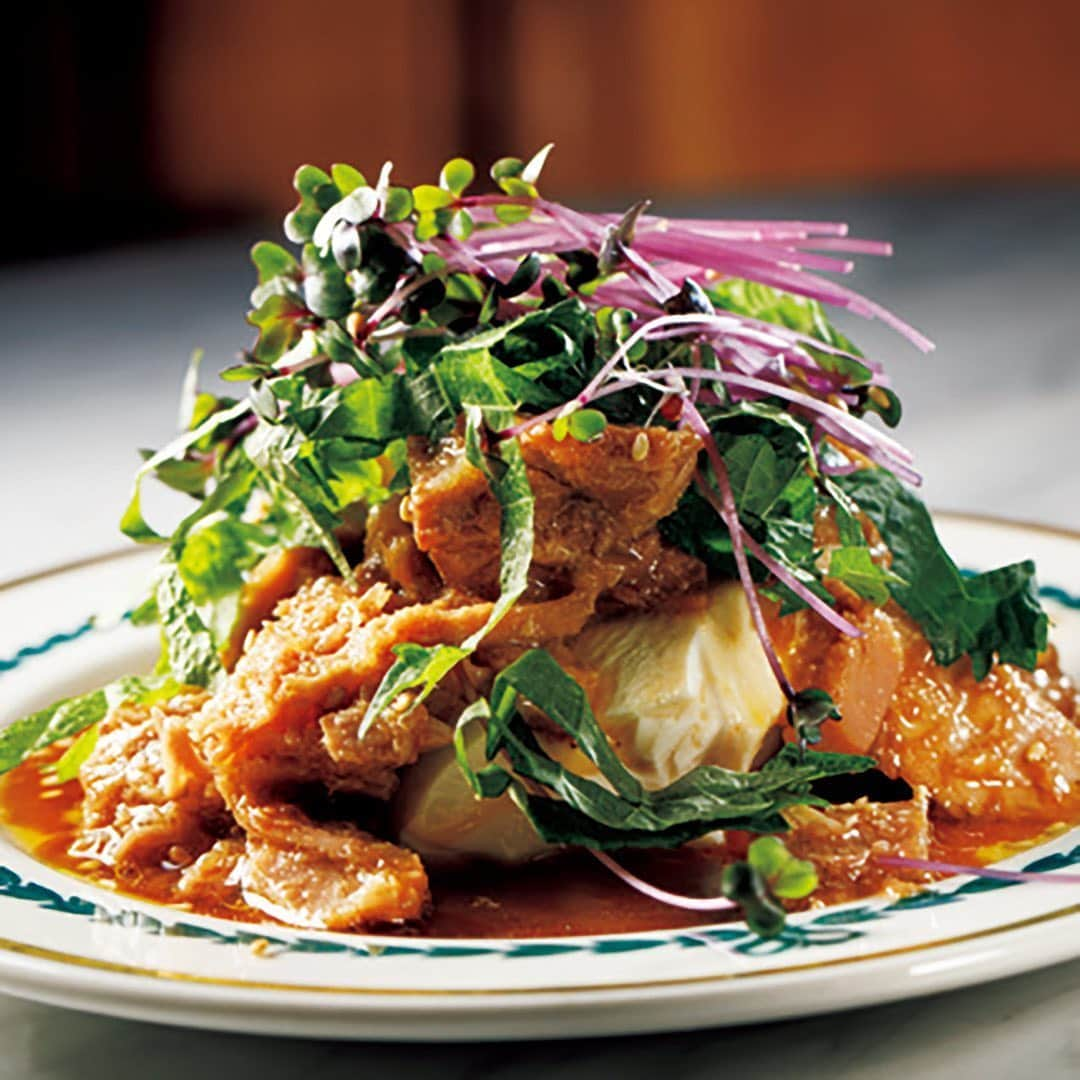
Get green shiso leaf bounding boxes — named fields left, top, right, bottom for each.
left=838, top=469, right=1048, bottom=678
left=361, top=407, right=536, bottom=733
left=453, top=648, right=873, bottom=849
left=659, top=402, right=827, bottom=613
left=12, top=147, right=1044, bottom=899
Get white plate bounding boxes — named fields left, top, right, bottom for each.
left=1, top=514, right=1080, bottom=1041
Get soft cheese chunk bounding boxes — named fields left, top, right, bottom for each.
left=573, top=583, right=785, bottom=787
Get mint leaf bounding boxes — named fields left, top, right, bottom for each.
left=120, top=400, right=249, bottom=542
left=53, top=724, right=101, bottom=783
left=0, top=675, right=177, bottom=777
left=0, top=691, right=108, bottom=777
left=155, top=553, right=223, bottom=688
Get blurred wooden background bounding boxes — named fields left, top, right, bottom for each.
left=9, top=0, right=1080, bottom=258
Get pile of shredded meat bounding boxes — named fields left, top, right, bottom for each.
left=71, top=422, right=1080, bottom=928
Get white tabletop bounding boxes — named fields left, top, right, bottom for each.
left=1, top=188, right=1079, bottom=1074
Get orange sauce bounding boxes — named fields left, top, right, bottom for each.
left=0, top=746, right=742, bottom=937
left=0, top=745, right=1068, bottom=939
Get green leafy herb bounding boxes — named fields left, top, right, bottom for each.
left=838, top=469, right=1048, bottom=677
left=453, top=649, right=874, bottom=848
left=0, top=691, right=109, bottom=778
left=7, top=147, right=1021, bottom=911
left=718, top=835, right=817, bottom=937
left=439, top=157, right=475, bottom=197
left=745, top=835, right=818, bottom=899
left=552, top=407, right=608, bottom=443
left=827, top=545, right=905, bottom=605
left=120, top=400, right=249, bottom=542
left=154, top=553, right=224, bottom=688
left=52, top=724, right=101, bottom=783
left=361, top=408, right=536, bottom=732
left=661, top=402, right=827, bottom=613
left=0, top=675, right=177, bottom=778
left=787, top=688, right=841, bottom=746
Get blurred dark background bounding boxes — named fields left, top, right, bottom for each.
left=4, top=0, right=1080, bottom=578
left=9, top=0, right=1080, bottom=261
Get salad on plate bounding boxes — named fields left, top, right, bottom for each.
left=1, top=147, right=1076, bottom=941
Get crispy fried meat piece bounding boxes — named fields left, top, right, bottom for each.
left=193, top=578, right=482, bottom=801
left=190, top=576, right=491, bottom=926
left=183, top=417, right=713, bottom=930
left=776, top=600, right=1080, bottom=821
left=784, top=788, right=932, bottom=902
left=405, top=422, right=705, bottom=620
left=224, top=546, right=334, bottom=668
left=238, top=807, right=429, bottom=930
left=362, top=493, right=442, bottom=604
left=72, top=691, right=229, bottom=872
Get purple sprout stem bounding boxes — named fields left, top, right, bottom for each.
left=665, top=367, right=917, bottom=468
left=679, top=398, right=798, bottom=698
left=590, top=851, right=738, bottom=913
left=739, top=531, right=862, bottom=638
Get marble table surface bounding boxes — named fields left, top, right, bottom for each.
left=1, top=186, right=1079, bottom=1075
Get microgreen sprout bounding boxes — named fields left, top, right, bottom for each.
left=590, top=836, right=818, bottom=939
